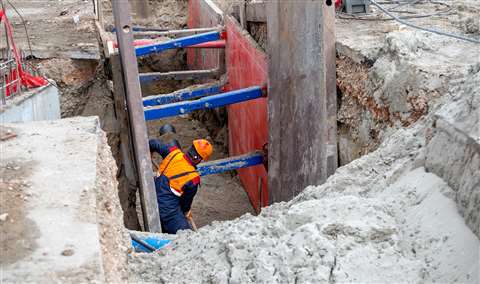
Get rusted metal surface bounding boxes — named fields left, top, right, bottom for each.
left=110, top=54, right=140, bottom=230
left=323, top=2, right=339, bottom=176
left=267, top=1, right=336, bottom=203
left=112, top=0, right=161, bottom=232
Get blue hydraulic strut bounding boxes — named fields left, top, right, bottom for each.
left=144, top=86, right=264, bottom=121
left=130, top=231, right=171, bottom=253
left=143, top=84, right=222, bottom=107
left=135, top=31, right=221, bottom=57
left=197, top=151, right=264, bottom=176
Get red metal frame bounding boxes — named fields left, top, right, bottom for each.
left=225, top=17, right=268, bottom=211
left=187, top=1, right=268, bottom=212
left=0, top=9, right=47, bottom=95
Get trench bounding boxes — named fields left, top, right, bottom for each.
left=33, top=33, right=379, bottom=236
left=38, top=56, right=256, bottom=231
left=40, top=1, right=380, bottom=232
left=33, top=0, right=393, bottom=233
left=139, top=57, right=256, bottom=228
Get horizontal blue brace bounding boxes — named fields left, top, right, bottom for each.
left=143, top=84, right=221, bottom=107
left=130, top=231, right=172, bottom=253
left=197, top=151, right=264, bottom=176
left=135, top=31, right=221, bottom=57
left=144, top=86, right=263, bottom=121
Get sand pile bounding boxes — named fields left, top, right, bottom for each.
left=128, top=70, right=479, bottom=283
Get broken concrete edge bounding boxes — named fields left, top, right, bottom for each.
left=0, top=83, right=60, bottom=124
left=30, top=50, right=101, bottom=61
left=93, top=117, right=131, bottom=283
left=424, top=73, right=480, bottom=238
left=0, top=117, right=130, bottom=283
left=0, top=81, right=55, bottom=112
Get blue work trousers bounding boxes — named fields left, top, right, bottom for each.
left=154, top=175, right=192, bottom=234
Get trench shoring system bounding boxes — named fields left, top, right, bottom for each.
left=109, top=0, right=336, bottom=250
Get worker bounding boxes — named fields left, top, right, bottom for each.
left=149, top=138, right=213, bottom=234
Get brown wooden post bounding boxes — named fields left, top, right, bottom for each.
left=267, top=1, right=337, bottom=203
left=112, top=0, right=161, bottom=232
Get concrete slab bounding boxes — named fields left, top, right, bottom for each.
left=0, top=84, right=60, bottom=123
left=0, top=117, right=129, bottom=283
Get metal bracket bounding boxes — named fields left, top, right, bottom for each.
left=112, top=0, right=161, bottom=232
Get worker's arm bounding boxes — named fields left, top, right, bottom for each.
left=148, top=139, right=171, bottom=158
left=179, top=177, right=200, bottom=213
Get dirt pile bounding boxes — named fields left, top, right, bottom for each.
left=335, top=0, right=480, bottom=165
left=128, top=63, right=480, bottom=284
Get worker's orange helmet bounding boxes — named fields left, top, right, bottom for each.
left=192, top=139, right=213, bottom=161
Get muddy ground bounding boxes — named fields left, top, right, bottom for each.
left=0, top=159, right=39, bottom=266
left=4, top=0, right=99, bottom=59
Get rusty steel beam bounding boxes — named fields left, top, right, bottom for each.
left=245, top=2, right=266, bottom=22
left=324, top=1, right=338, bottom=176
left=112, top=0, right=161, bottom=232
left=267, top=1, right=337, bottom=203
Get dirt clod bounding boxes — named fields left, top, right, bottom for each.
left=61, top=249, right=75, bottom=256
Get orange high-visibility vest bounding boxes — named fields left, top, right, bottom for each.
left=157, top=149, right=199, bottom=196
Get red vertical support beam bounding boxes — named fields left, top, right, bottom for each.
left=267, top=1, right=337, bottom=203
left=112, top=0, right=161, bottom=232
left=225, top=16, right=268, bottom=212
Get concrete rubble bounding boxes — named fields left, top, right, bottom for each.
left=129, top=68, right=479, bottom=283
left=128, top=2, right=479, bottom=280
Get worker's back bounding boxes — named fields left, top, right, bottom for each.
left=158, top=148, right=199, bottom=195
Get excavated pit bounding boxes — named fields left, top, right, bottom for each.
left=127, top=1, right=479, bottom=283
left=16, top=0, right=478, bottom=282
left=139, top=52, right=256, bottom=228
